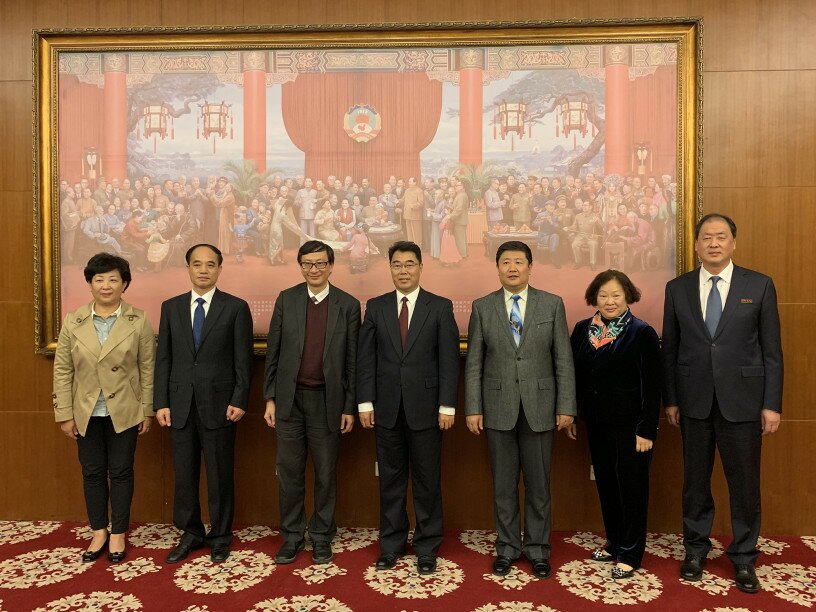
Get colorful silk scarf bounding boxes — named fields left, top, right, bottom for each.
left=587, top=308, right=632, bottom=349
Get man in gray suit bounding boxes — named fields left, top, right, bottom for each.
left=465, top=240, right=576, bottom=579
left=264, top=240, right=361, bottom=565
left=663, top=213, right=783, bottom=593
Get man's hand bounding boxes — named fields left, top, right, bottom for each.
left=635, top=435, right=653, bottom=452
left=556, top=414, right=574, bottom=431
left=340, top=414, right=354, bottom=434
left=565, top=423, right=577, bottom=440
left=665, top=405, right=680, bottom=427
left=359, top=411, right=375, bottom=428
left=59, top=419, right=78, bottom=440
left=226, top=405, right=245, bottom=422
left=439, top=414, right=454, bottom=430
left=155, top=408, right=171, bottom=427
left=761, top=408, right=781, bottom=435
left=466, top=415, right=483, bottom=435
left=138, top=417, right=152, bottom=435
left=264, top=399, right=276, bottom=428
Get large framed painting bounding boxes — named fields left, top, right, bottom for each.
left=34, top=19, right=702, bottom=353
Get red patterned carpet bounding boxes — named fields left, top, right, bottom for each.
left=0, top=522, right=814, bottom=611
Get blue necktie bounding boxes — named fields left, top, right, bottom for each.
left=510, top=295, right=523, bottom=347
left=705, top=276, right=722, bottom=337
left=193, top=297, right=205, bottom=351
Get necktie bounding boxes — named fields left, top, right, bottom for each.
left=705, top=276, right=722, bottom=337
left=399, top=296, right=409, bottom=350
left=193, top=297, right=205, bottom=351
left=510, top=295, right=523, bottom=347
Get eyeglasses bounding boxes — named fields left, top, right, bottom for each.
left=390, top=262, right=419, bottom=271
left=300, top=261, right=329, bottom=271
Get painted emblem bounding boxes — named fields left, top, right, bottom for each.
left=343, top=104, right=382, bottom=143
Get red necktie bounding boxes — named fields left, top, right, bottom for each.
left=399, top=296, right=409, bottom=349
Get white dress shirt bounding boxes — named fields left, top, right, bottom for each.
left=699, top=260, right=733, bottom=319
left=359, top=286, right=455, bottom=416
left=309, top=284, right=330, bottom=304
left=190, top=287, right=217, bottom=327
left=504, top=286, right=529, bottom=322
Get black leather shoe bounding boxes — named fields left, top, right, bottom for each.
left=375, top=552, right=402, bottom=570
left=611, top=565, right=636, bottom=579
left=590, top=548, right=614, bottom=562
left=81, top=535, right=109, bottom=563
left=166, top=540, right=203, bottom=564
left=734, top=564, right=760, bottom=593
left=530, top=558, right=551, bottom=579
left=492, top=555, right=514, bottom=576
left=312, top=541, right=333, bottom=564
left=679, top=554, right=705, bottom=581
left=275, top=540, right=305, bottom=564
left=211, top=544, right=230, bottom=563
left=107, top=548, right=127, bottom=564
left=417, top=555, right=437, bottom=575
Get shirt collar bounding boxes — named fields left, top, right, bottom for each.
left=700, top=260, right=734, bottom=285
left=397, top=286, right=421, bottom=305
left=504, top=286, right=529, bottom=303
left=308, top=284, right=331, bottom=304
left=191, top=287, right=217, bottom=306
left=91, top=302, right=122, bottom=319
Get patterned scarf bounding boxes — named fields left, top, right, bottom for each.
left=587, top=308, right=632, bottom=349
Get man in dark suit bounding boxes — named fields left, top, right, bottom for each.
left=263, top=240, right=360, bottom=565
left=357, top=241, right=460, bottom=575
left=465, top=240, right=576, bottom=579
left=663, top=213, right=783, bottom=594
left=154, top=243, right=253, bottom=564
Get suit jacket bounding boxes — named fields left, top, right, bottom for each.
left=357, top=288, right=460, bottom=430
left=465, top=287, right=577, bottom=432
left=264, top=283, right=361, bottom=432
left=662, top=264, right=783, bottom=421
left=570, top=314, right=661, bottom=440
left=53, top=301, right=155, bottom=436
left=153, top=288, right=253, bottom=430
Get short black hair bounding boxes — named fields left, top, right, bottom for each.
left=584, top=269, right=641, bottom=306
left=388, top=240, right=422, bottom=263
left=694, top=213, right=737, bottom=239
left=83, top=253, right=132, bottom=291
left=495, top=241, right=533, bottom=265
left=185, top=243, right=223, bottom=266
left=297, top=240, right=335, bottom=265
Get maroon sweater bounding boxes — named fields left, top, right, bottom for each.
left=296, top=297, right=328, bottom=388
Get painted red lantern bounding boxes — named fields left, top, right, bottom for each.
left=197, top=101, right=234, bottom=154
left=493, top=99, right=531, bottom=152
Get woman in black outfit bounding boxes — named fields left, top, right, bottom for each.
left=568, top=269, right=661, bottom=579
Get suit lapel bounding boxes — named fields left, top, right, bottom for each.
left=178, top=293, right=195, bottom=355
left=714, top=266, right=746, bottom=339
left=384, top=291, right=404, bottom=356
left=98, top=301, right=136, bottom=360
left=493, top=291, right=518, bottom=352
left=403, top=289, right=430, bottom=357
left=684, top=271, right=709, bottom=337
left=197, top=289, right=226, bottom=351
left=517, top=288, right=539, bottom=352
left=293, top=285, right=308, bottom=358
left=321, top=286, right=338, bottom=361
left=72, top=304, right=101, bottom=358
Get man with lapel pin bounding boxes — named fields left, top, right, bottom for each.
left=263, top=240, right=361, bottom=565
left=663, top=213, right=783, bottom=593
left=465, top=240, right=576, bottom=579
left=154, top=243, right=253, bottom=564
left=357, top=240, right=460, bottom=575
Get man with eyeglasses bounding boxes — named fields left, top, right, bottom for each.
left=357, top=240, right=460, bottom=575
left=263, top=240, right=361, bottom=566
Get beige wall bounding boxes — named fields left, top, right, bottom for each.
left=1, top=0, right=813, bottom=534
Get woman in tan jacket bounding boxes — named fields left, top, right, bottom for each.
left=53, top=253, right=155, bottom=564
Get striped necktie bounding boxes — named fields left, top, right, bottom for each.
left=510, top=295, right=523, bottom=347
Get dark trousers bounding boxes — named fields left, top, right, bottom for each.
left=276, top=387, right=340, bottom=543
left=76, top=416, right=138, bottom=534
left=681, top=397, right=762, bottom=565
left=375, top=405, right=443, bottom=556
left=170, top=397, right=236, bottom=546
left=486, top=408, right=553, bottom=560
left=586, top=422, right=652, bottom=568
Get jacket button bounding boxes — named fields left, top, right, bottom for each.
left=516, top=357, right=521, bottom=361
left=112, top=366, right=119, bottom=371
left=108, top=393, right=115, bottom=399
